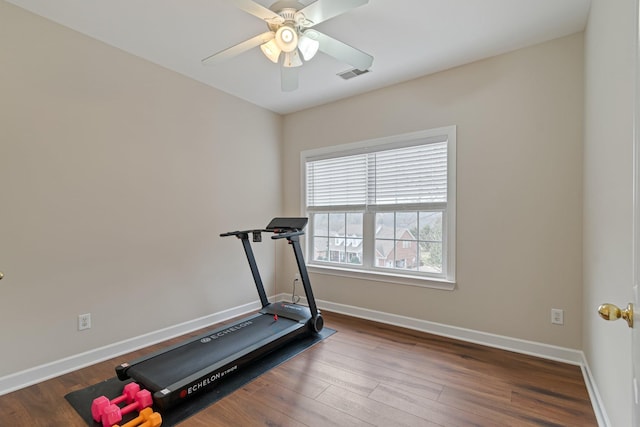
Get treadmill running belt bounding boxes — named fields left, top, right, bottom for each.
left=126, top=314, right=299, bottom=390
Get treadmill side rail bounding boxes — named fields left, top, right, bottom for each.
left=115, top=312, right=265, bottom=382
left=152, top=320, right=307, bottom=410
left=261, top=302, right=313, bottom=323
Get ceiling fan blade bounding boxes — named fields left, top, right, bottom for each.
left=202, top=31, right=274, bottom=65
left=226, top=0, right=284, bottom=24
left=281, top=66, right=299, bottom=92
left=299, top=0, right=368, bottom=27
left=311, top=30, right=373, bottom=70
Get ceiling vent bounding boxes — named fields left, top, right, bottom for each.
left=337, top=68, right=370, bottom=80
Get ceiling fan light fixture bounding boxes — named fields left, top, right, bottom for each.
left=298, top=34, right=320, bottom=61
left=275, top=25, right=298, bottom=53
left=283, top=50, right=303, bottom=68
left=260, top=38, right=281, bottom=63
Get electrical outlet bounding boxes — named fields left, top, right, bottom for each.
left=78, top=313, right=91, bottom=331
left=551, top=309, right=564, bottom=325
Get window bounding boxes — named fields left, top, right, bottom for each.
left=302, top=126, right=456, bottom=288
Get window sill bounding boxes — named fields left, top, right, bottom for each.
left=307, top=265, right=456, bottom=291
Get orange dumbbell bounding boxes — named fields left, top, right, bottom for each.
left=101, top=389, right=153, bottom=427
left=114, top=407, right=162, bottom=427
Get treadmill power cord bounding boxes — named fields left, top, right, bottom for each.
left=291, top=277, right=300, bottom=304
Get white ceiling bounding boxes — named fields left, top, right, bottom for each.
left=6, top=0, right=592, bottom=114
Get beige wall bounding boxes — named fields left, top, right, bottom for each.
left=0, top=1, right=282, bottom=376
left=0, top=0, right=594, bottom=402
left=283, top=33, right=584, bottom=349
left=583, top=0, right=635, bottom=425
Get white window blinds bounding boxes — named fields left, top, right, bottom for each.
left=306, top=140, right=448, bottom=208
left=306, top=153, right=368, bottom=207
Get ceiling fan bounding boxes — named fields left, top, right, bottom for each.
left=201, top=0, right=374, bottom=91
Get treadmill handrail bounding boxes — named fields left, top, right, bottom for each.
left=220, top=229, right=263, bottom=237
left=271, top=230, right=304, bottom=239
left=220, top=228, right=303, bottom=238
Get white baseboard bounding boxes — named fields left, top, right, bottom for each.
left=0, top=300, right=262, bottom=397
left=282, top=294, right=583, bottom=363
left=0, top=295, right=611, bottom=427
left=276, top=293, right=610, bottom=427
left=580, top=357, right=611, bottom=427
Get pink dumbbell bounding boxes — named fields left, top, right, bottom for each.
left=101, top=389, right=154, bottom=427
left=91, top=383, right=141, bottom=422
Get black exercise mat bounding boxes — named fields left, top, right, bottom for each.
left=65, top=328, right=335, bottom=426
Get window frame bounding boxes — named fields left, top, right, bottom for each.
left=300, top=126, right=456, bottom=290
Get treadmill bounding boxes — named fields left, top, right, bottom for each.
left=115, top=217, right=323, bottom=410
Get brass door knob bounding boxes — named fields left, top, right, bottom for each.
left=0, top=271, right=3, bottom=280
left=598, top=303, right=634, bottom=328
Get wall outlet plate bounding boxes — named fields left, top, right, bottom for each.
left=551, top=308, right=564, bottom=325
left=78, top=313, right=91, bottom=331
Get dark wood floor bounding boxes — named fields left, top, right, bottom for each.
left=0, top=311, right=597, bottom=426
